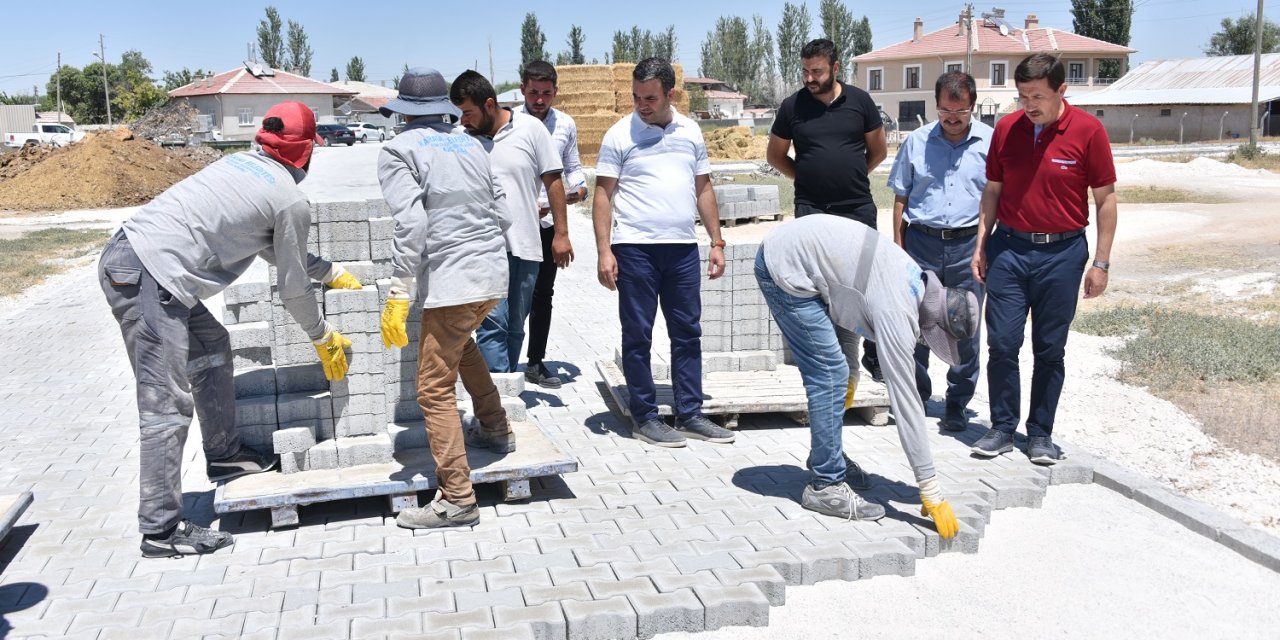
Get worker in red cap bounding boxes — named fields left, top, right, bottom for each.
left=98, top=101, right=363, bottom=558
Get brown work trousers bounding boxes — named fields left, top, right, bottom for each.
left=416, top=299, right=509, bottom=506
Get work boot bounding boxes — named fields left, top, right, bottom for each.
left=396, top=496, right=479, bottom=529
left=632, top=418, right=686, bottom=448
left=943, top=405, right=969, bottom=432
left=801, top=482, right=885, bottom=521
left=524, top=362, right=562, bottom=389
left=464, top=428, right=516, bottom=454
left=861, top=353, right=884, bottom=383
left=1027, top=436, right=1065, bottom=466
left=207, top=445, right=277, bottom=482
left=140, top=520, right=234, bottom=558
left=971, top=428, right=1015, bottom=458
left=674, top=415, right=736, bottom=443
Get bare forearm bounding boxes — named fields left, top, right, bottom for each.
left=892, top=196, right=908, bottom=246
left=591, top=190, right=613, bottom=253
left=1094, top=194, right=1117, bottom=262
left=546, top=178, right=569, bottom=237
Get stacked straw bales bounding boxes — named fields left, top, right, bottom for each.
left=555, top=63, right=689, bottom=166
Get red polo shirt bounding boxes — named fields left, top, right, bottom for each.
left=987, top=101, right=1116, bottom=233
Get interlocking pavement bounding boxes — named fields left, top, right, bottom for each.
left=0, top=213, right=1092, bottom=639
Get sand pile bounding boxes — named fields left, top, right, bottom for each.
left=0, top=129, right=205, bottom=212
left=555, top=63, right=690, bottom=166
left=704, top=126, right=767, bottom=160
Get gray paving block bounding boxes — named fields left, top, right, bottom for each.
left=562, top=596, right=637, bottom=640
left=330, top=371, right=382, bottom=396
left=629, top=588, right=704, bottom=639
left=228, top=321, right=273, bottom=351
left=851, top=539, right=917, bottom=578
left=225, top=300, right=273, bottom=325
left=370, top=217, right=395, bottom=241
left=729, top=548, right=804, bottom=585
left=1219, top=526, right=1280, bottom=572
left=389, top=422, right=429, bottom=451
left=693, top=583, right=769, bottom=631
left=305, top=439, right=339, bottom=470
left=492, top=602, right=566, bottom=640
left=462, top=626, right=536, bottom=640
left=277, top=391, right=333, bottom=424
left=502, top=397, right=528, bottom=422
left=422, top=609, right=494, bottom=633
left=234, top=346, right=273, bottom=369
left=280, top=451, right=306, bottom=474
left=937, top=521, right=982, bottom=555
left=276, top=363, right=330, bottom=394
left=790, top=542, right=860, bottom=584
left=711, top=565, right=786, bottom=606
left=586, top=577, right=657, bottom=600
left=491, top=373, right=525, bottom=397
left=272, top=425, right=317, bottom=455
left=319, top=221, right=370, bottom=243
left=236, top=395, right=277, bottom=428
left=336, top=412, right=387, bottom=438
left=234, top=366, right=277, bottom=399
left=1132, top=483, right=1254, bottom=542
left=325, top=286, right=379, bottom=314
left=980, top=477, right=1046, bottom=509
left=522, top=582, right=592, bottom=607
left=455, top=587, right=524, bottom=612
left=336, top=434, right=394, bottom=467
left=225, top=281, right=271, bottom=305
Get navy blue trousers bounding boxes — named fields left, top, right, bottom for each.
left=904, top=226, right=984, bottom=413
left=614, top=243, right=704, bottom=422
left=984, top=229, right=1088, bottom=438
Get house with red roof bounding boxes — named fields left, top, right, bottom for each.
left=852, top=10, right=1134, bottom=131
left=684, top=78, right=749, bottom=119
left=168, top=62, right=357, bottom=141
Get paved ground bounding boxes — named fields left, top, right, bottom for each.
left=0, top=206, right=1274, bottom=639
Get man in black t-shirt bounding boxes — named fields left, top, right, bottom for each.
left=768, top=38, right=890, bottom=380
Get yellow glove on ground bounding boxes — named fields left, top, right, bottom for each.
left=327, top=271, right=363, bottom=290
left=381, top=298, right=410, bottom=348
left=313, top=330, right=352, bottom=381
left=843, top=375, right=859, bottom=410
left=918, top=476, right=959, bottom=539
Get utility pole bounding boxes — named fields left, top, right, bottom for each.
left=97, top=34, right=112, bottom=127
left=56, top=52, right=63, bottom=126
left=1250, top=0, right=1265, bottom=147
left=964, top=3, right=974, bottom=75
left=489, top=38, right=495, bottom=81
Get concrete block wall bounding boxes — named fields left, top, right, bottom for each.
left=223, top=199, right=527, bottom=475
left=707, top=184, right=781, bottom=224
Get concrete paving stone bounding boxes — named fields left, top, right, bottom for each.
left=631, top=541, right=696, bottom=563
left=522, top=582, right=593, bottom=606
left=535, top=534, right=599, bottom=554
left=746, top=530, right=814, bottom=552
left=335, top=433, right=394, bottom=466
left=609, top=559, right=681, bottom=582
left=559, top=521, right=622, bottom=538
left=455, top=586, right=525, bottom=612
left=593, top=531, right=660, bottom=550
left=937, top=520, right=983, bottom=554
left=44, top=594, right=120, bottom=620
left=276, top=623, right=350, bottom=640
left=450, top=557, right=516, bottom=578
left=387, top=591, right=455, bottom=617
left=722, top=505, right=786, bottom=525
left=354, top=549, right=417, bottom=570
left=87, top=573, right=160, bottom=596
left=652, top=526, right=716, bottom=545
left=492, top=602, right=567, bottom=640
left=587, top=576, right=658, bottom=599
left=563, top=595, right=637, bottom=640
left=444, top=527, right=504, bottom=547
left=801, top=526, right=875, bottom=547
left=525, top=509, right=588, bottom=528
left=486, top=567, right=553, bottom=591
left=1048, top=458, right=1095, bottom=485
left=317, top=598, right=386, bottom=624
left=185, top=580, right=255, bottom=604
left=980, top=477, right=1047, bottom=509
left=235, top=395, right=277, bottom=428
left=629, top=587, right=704, bottom=639
left=461, top=624, right=538, bottom=640
left=421, top=574, right=486, bottom=598
left=729, top=548, right=805, bottom=585
left=252, top=572, right=321, bottom=599
left=670, top=550, right=743, bottom=575
left=870, top=518, right=929, bottom=558
left=693, top=583, right=771, bottom=631
left=234, top=366, right=277, bottom=398
left=422, top=607, right=495, bottom=632
left=579, top=506, right=640, bottom=523
left=790, top=542, right=861, bottom=584
left=549, top=564, right=617, bottom=586
left=213, top=592, right=286, bottom=617
left=170, top=615, right=246, bottom=639
left=353, top=612, right=423, bottom=638
left=691, top=537, right=756, bottom=556
left=1219, top=527, right=1280, bottom=572
left=712, top=565, right=787, bottom=606
left=67, top=608, right=143, bottom=634
left=157, top=567, right=228, bottom=591
left=273, top=425, right=317, bottom=455
left=614, top=514, right=677, bottom=535
left=290, top=554, right=355, bottom=577
left=98, top=621, right=175, bottom=640
left=392, top=630, right=459, bottom=640
left=477, top=539, right=541, bottom=561
left=320, top=566, right=385, bottom=590
left=513, top=549, right=579, bottom=573
left=649, top=570, right=724, bottom=593
left=490, top=372, right=525, bottom=397
left=574, top=545, right=639, bottom=567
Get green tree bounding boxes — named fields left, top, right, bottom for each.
left=520, top=13, right=549, bottom=73
left=0, top=92, right=40, bottom=105
left=1205, top=13, right=1280, bottom=56
left=286, top=20, right=313, bottom=76
left=700, top=15, right=775, bottom=104
left=566, top=25, right=586, bottom=65
left=654, top=25, right=678, bottom=61
left=392, top=63, right=409, bottom=90
left=777, top=2, right=813, bottom=88
left=1071, top=0, right=1133, bottom=78
left=329, top=67, right=339, bottom=82
left=819, top=0, right=858, bottom=82
left=113, top=50, right=166, bottom=120
left=611, top=25, right=677, bottom=63
left=346, top=56, right=367, bottom=82
left=161, top=68, right=208, bottom=91
left=257, top=6, right=286, bottom=69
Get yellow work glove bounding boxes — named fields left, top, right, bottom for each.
left=918, top=476, right=959, bottom=539
left=381, top=298, right=410, bottom=348
left=327, top=270, right=363, bottom=290
left=312, top=330, right=352, bottom=381
left=843, top=375, right=859, bottom=410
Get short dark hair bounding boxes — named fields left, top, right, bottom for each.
left=449, top=70, right=496, bottom=107
left=521, top=60, right=557, bottom=86
left=800, top=39, right=838, bottom=66
left=935, top=71, right=977, bottom=106
left=632, top=57, right=675, bottom=93
left=1014, top=53, right=1065, bottom=91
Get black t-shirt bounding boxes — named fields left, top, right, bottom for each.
left=771, top=82, right=883, bottom=209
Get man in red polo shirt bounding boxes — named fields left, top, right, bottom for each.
left=969, top=53, right=1118, bottom=464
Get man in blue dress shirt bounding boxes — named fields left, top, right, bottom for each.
left=887, top=71, right=991, bottom=432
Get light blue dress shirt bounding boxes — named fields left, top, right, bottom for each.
left=886, top=119, right=993, bottom=229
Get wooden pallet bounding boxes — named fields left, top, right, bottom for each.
left=214, top=421, right=576, bottom=528
left=0, top=491, right=33, bottom=540
left=596, top=360, right=890, bottom=428
left=706, top=214, right=783, bottom=228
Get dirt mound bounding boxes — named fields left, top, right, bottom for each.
left=0, top=129, right=205, bottom=212
left=0, top=144, right=57, bottom=182
left=705, top=126, right=767, bottom=160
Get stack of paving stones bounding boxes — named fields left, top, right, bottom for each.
left=706, top=184, right=781, bottom=226
left=223, top=199, right=527, bottom=475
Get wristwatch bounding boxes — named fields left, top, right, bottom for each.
left=711, top=239, right=726, bottom=249
left=1092, top=259, right=1110, bottom=272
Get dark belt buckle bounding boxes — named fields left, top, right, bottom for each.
left=1031, top=232, right=1051, bottom=244
left=939, top=229, right=958, bottom=240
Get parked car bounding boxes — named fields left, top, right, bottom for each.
left=346, top=122, right=386, bottom=143
left=315, top=123, right=356, bottom=146
left=3, top=122, right=85, bottom=148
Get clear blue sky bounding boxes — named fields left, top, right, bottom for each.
left=0, top=0, right=1267, bottom=96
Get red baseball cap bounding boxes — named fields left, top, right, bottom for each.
left=255, top=101, right=318, bottom=169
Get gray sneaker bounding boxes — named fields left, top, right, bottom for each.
left=674, top=415, right=735, bottom=443
left=464, top=428, right=516, bottom=454
left=396, top=496, right=479, bottom=529
left=632, top=418, right=686, bottom=448
left=801, top=482, right=885, bottom=521
left=971, top=428, right=1015, bottom=458
left=140, top=520, right=234, bottom=558
left=1027, top=436, right=1065, bottom=465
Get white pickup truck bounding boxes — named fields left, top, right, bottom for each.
left=3, top=122, right=86, bottom=148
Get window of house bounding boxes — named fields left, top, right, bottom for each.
left=869, top=69, right=883, bottom=91
left=1160, top=108, right=1172, bottom=117
left=899, top=100, right=927, bottom=129
left=904, top=65, right=921, bottom=90
left=1096, top=109, right=1105, bottom=117
left=1069, top=62, right=1085, bottom=82
left=991, top=62, right=1007, bottom=86
left=946, top=63, right=963, bottom=73
left=238, top=108, right=253, bottom=126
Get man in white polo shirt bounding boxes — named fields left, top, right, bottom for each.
left=593, top=57, right=734, bottom=448
left=450, top=70, right=570, bottom=374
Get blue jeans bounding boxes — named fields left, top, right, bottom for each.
left=477, top=254, right=540, bottom=373
left=614, top=243, right=704, bottom=422
left=755, top=251, right=849, bottom=489
left=984, top=229, right=1088, bottom=438
left=904, top=226, right=984, bottom=413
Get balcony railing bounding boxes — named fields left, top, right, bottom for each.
left=1066, top=77, right=1119, bottom=87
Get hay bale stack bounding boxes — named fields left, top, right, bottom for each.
left=557, top=62, right=691, bottom=167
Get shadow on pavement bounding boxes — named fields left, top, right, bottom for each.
left=0, top=581, right=49, bottom=638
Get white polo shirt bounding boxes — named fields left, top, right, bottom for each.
left=487, top=108, right=563, bottom=260
left=596, top=109, right=710, bottom=245
left=523, top=105, right=587, bottom=229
